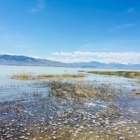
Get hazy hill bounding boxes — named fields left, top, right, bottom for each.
left=0, top=54, right=72, bottom=67
left=73, top=61, right=140, bottom=69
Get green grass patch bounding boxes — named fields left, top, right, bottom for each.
left=87, top=71, right=140, bottom=79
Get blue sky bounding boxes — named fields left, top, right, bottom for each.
left=0, top=0, right=140, bottom=64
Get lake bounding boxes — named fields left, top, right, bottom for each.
left=0, top=65, right=140, bottom=140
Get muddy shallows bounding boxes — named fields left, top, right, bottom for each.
left=0, top=77, right=140, bottom=140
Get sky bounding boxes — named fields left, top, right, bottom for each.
left=0, top=0, right=140, bottom=64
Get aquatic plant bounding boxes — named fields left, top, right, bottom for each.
left=11, top=73, right=36, bottom=80
left=98, top=102, right=120, bottom=119
left=87, top=71, right=140, bottom=79
left=77, top=70, right=85, bottom=72
left=11, top=73, right=85, bottom=80
left=1, top=72, right=138, bottom=140
left=47, top=80, right=122, bottom=101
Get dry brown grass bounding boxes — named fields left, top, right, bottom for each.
left=11, top=73, right=36, bottom=80
left=11, top=73, right=85, bottom=80
left=47, top=80, right=122, bottom=100
left=98, top=102, right=120, bottom=118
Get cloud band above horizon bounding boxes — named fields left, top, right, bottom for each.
left=48, top=51, right=140, bottom=64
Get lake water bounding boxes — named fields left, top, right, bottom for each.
left=0, top=65, right=140, bottom=84
left=0, top=65, right=140, bottom=140
left=0, top=65, right=140, bottom=75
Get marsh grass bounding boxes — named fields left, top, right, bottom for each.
left=77, top=70, right=85, bottom=72
left=11, top=73, right=85, bottom=80
left=47, top=80, right=122, bottom=101
left=11, top=73, right=121, bottom=101
left=87, top=71, right=140, bottom=79
left=11, top=73, right=36, bottom=80
left=98, top=102, right=120, bottom=118
left=3, top=73, right=140, bottom=140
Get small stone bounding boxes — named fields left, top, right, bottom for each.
left=119, top=136, right=125, bottom=140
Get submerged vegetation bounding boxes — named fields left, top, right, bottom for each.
left=87, top=70, right=140, bottom=79
left=0, top=71, right=139, bottom=139
left=0, top=78, right=125, bottom=140
left=47, top=80, right=122, bottom=101
left=11, top=73, right=122, bottom=101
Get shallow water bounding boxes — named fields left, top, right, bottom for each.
left=0, top=66, right=140, bottom=140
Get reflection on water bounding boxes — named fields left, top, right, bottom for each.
left=0, top=66, right=140, bottom=139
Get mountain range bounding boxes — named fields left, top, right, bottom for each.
left=0, top=54, right=72, bottom=67
left=73, top=61, right=140, bottom=69
left=0, top=54, right=140, bottom=69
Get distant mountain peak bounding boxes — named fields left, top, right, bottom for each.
left=0, top=54, right=73, bottom=67
left=72, top=61, right=140, bottom=69
left=0, top=54, right=140, bottom=69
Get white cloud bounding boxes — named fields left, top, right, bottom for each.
left=46, top=57, right=93, bottom=63
left=30, top=0, right=45, bottom=13
left=30, top=55, right=43, bottom=59
left=50, top=51, right=140, bottom=64
left=52, top=51, right=140, bottom=57
left=52, top=52, right=73, bottom=56
left=52, top=51, right=100, bottom=57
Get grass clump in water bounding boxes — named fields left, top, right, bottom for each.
left=62, top=73, right=85, bottom=78
left=47, top=80, right=122, bottom=101
left=11, top=73, right=36, bottom=80
left=11, top=73, right=85, bottom=80
left=77, top=70, right=85, bottom=72
left=87, top=71, right=140, bottom=79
